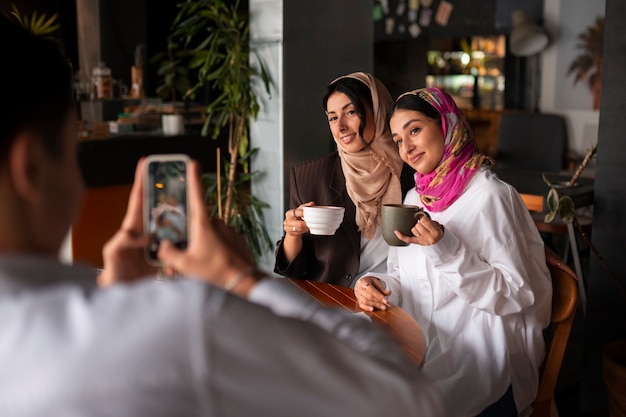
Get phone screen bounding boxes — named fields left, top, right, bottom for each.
left=146, top=157, right=189, bottom=263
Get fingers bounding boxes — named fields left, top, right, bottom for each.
left=394, top=215, right=444, bottom=246
left=158, top=215, right=254, bottom=287
left=158, top=240, right=183, bottom=271
left=187, top=160, right=208, bottom=230
left=283, top=202, right=313, bottom=236
left=99, top=227, right=154, bottom=287
left=354, top=277, right=391, bottom=311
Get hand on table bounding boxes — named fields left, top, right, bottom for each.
left=354, top=276, right=391, bottom=312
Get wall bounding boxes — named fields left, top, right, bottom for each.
left=76, top=0, right=147, bottom=92
left=249, top=0, right=284, bottom=269
left=540, top=0, right=604, bottom=158
left=581, top=0, right=626, bottom=411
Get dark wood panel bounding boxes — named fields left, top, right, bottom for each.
left=78, top=134, right=228, bottom=188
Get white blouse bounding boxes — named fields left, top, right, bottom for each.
left=363, top=167, right=552, bottom=417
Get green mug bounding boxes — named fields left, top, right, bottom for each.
left=381, top=204, right=430, bottom=246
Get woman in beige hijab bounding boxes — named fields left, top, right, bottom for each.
left=274, top=72, right=415, bottom=286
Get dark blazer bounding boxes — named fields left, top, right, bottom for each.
left=274, top=152, right=415, bottom=287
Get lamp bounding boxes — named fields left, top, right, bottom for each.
left=510, top=10, right=549, bottom=56
left=509, top=9, right=549, bottom=111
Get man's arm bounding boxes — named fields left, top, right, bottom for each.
left=205, top=281, right=444, bottom=417
left=249, top=277, right=416, bottom=372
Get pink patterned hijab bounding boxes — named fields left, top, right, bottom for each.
left=395, top=87, right=492, bottom=212
left=329, top=72, right=404, bottom=239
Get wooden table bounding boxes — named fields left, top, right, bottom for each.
left=288, top=279, right=426, bottom=366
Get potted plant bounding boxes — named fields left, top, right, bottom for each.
left=3, top=4, right=60, bottom=38
left=151, top=37, right=192, bottom=135
left=567, top=16, right=605, bottom=110
left=156, top=0, right=272, bottom=261
left=543, top=144, right=626, bottom=416
left=152, top=39, right=192, bottom=105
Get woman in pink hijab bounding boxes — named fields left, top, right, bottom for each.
left=355, top=88, right=552, bottom=417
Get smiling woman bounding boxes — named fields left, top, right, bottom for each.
left=325, top=79, right=376, bottom=154
left=273, top=72, right=416, bottom=286
left=355, top=87, right=552, bottom=416
left=389, top=96, right=444, bottom=176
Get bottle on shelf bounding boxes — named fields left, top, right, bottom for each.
left=91, top=62, right=113, bottom=100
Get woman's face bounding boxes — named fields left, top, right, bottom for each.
left=389, top=109, right=445, bottom=175
left=326, top=92, right=375, bottom=153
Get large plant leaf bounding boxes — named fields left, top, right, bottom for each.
left=8, top=4, right=60, bottom=37
left=544, top=210, right=557, bottom=224
left=558, top=196, right=576, bottom=223
left=546, top=187, right=560, bottom=214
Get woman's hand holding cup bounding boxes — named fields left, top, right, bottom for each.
left=381, top=204, right=444, bottom=246
left=283, top=201, right=314, bottom=237
left=395, top=211, right=444, bottom=246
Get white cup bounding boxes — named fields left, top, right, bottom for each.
left=161, top=114, right=185, bottom=136
left=303, top=206, right=345, bottom=235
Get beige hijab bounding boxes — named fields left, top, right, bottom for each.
left=330, top=72, right=404, bottom=239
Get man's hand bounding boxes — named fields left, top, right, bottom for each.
left=158, top=161, right=260, bottom=297
left=98, top=159, right=157, bottom=287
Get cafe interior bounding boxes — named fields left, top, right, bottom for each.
left=3, top=0, right=625, bottom=415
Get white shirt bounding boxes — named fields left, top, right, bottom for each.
left=363, top=168, right=552, bottom=417
left=0, top=255, right=443, bottom=417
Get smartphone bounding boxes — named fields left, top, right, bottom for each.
left=144, top=154, right=190, bottom=265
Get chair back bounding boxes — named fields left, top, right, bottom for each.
left=496, top=113, right=567, bottom=172
left=531, top=261, right=579, bottom=417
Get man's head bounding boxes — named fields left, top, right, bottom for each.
left=0, top=17, right=83, bottom=256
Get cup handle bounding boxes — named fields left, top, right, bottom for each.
left=415, top=211, right=430, bottom=222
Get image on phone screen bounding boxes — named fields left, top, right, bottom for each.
left=147, top=159, right=188, bottom=262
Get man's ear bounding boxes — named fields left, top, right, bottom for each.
left=8, top=132, right=46, bottom=202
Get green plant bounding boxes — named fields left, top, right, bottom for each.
left=158, top=0, right=272, bottom=261
left=543, top=144, right=626, bottom=301
left=567, top=16, right=605, bottom=110
left=4, top=3, right=60, bottom=37
left=151, top=38, right=192, bottom=103
left=203, top=148, right=272, bottom=260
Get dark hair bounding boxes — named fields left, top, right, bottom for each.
left=391, top=93, right=441, bottom=126
left=322, top=77, right=374, bottom=139
left=0, top=17, right=74, bottom=167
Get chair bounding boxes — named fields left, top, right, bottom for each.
left=496, top=111, right=591, bottom=305
left=531, top=211, right=593, bottom=267
left=496, top=112, right=567, bottom=172
left=531, top=249, right=579, bottom=417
